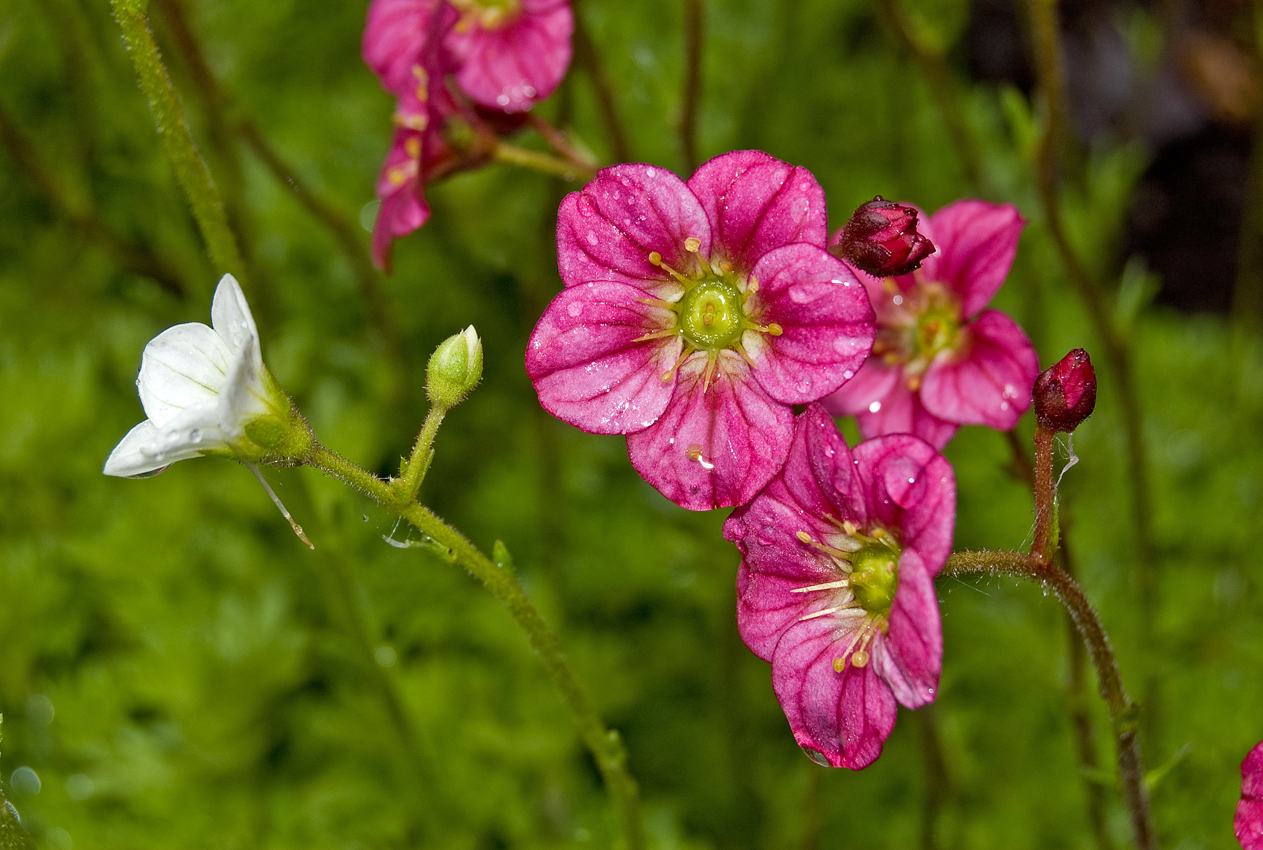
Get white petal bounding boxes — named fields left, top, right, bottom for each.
left=137, top=322, right=234, bottom=425
left=105, top=420, right=169, bottom=477
left=218, top=333, right=273, bottom=435
left=210, top=274, right=262, bottom=371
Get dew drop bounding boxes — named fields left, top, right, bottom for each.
left=892, top=295, right=904, bottom=306
left=1000, top=401, right=1010, bottom=411
left=586, top=230, right=598, bottom=246
left=496, top=94, right=510, bottom=106
left=801, top=747, right=832, bottom=767
left=567, top=301, right=583, bottom=318
left=868, top=401, right=882, bottom=413
left=843, top=369, right=854, bottom=380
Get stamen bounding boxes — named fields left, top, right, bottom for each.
left=765, top=323, right=783, bottom=336
left=906, top=375, right=922, bottom=392
left=648, top=251, right=695, bottom=287
left=405, top=136, right=422, bottom=159
left=851, top=627, right=877, bottom=667
left=796, top=530, right=858, bottom=562
left=718, top=259, right=733, bottom=274
left=842, top=520, right=859, bottom=536
left=632, top=328, right=681, bottom=343
left=731, top=340, right=757, bottom=369
left=701, top=350, right=718, bottom=393
left=660, top=346, right=693, bottom=382
left=831, top=620, right=872, bottom=670
left=799, top=603, right=859, bottom=622
left=682, top=236, right=715, bottom=276
left=790, top=579, right=850, bottom=593
left=636, top=296, right=678, bottom=310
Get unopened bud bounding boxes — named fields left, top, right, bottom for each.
left=1033, top=349, right=1096, bottom=432
left=830, top=196, right=935, bottom=277
left=427, top=326, right=483, bottom=409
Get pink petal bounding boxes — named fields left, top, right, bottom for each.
left=626, top=354, right=793, bottom=510
left=827, top=361, right=959, bottom=449
left=920, top=310, right=1039, bottom=431
left=526, top=281, right=680, bottom=434
left=771, top=617, right=898, bottom=769
left=852, top=434, right=956, bottom=570
left=734, top=553, right=821, bottom=662
left=371, top=128, right=429, bottom=273
left=557, top=164, right=712, bottom=298
left=792, top=404, right=868, bottom=528
left=363, top=0, right=439, bottom=93
left=872, top=550, right=942, bottom=709
left=686, top=150, right=828, bottom=276
left=918, top=200, right=1025, bottom=317
left=746, top=244, right=875, bottom=404
left=1244, top=743, right=1263, bottom=798
left=447, top=0, right=573, bottom=112
left=1239, top=799, right=1263, bottom=850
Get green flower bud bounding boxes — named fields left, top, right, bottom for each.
left=427, top=326, right=483, bottom=409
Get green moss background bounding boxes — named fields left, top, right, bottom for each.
left=1, top=0, right=1261, bottom=847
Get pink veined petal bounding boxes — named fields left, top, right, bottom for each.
left=917, top=200, right=1025, bottom=317
left=771, top=616, right=898, bottom=769
left=746, top=245, right=875, bottom=404
left=837, top=364, right=959, bottom=449
left=793, top=404, right=869, bottom=530
left=447, top=0, right=572, bottom=112
left=371, top=127, right=429, bottom=273
left=363, top=0, right=443, bottom=93
left=526, top=281, right=680, bottom=435
left=920, top=309, right=1039, bottom=431
left=626, top=353, right=793, bottom=510
left=852, top=434, right=956, bottom=570
left=686, top=150, right=828, bottom=276
left=557, top=164, right=712, bottom=297
left=734, top=551, right=827, bottom=662
left=1244, top=743, right=1263, bottom=799
left=872, top=550, right=942, bottom=709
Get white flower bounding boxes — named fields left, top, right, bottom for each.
left=104, top=274, right=294, bottom=478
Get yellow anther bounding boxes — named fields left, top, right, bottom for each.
left=851, top=649, right=870, bottom=667
left=907, top=375, right=922, bottom=392
left=765, top=323, right=783, bottom=337
left=387, top=167, right=408, bottom=186
left=405, top=136, right=422, bottom=158
left=842, top=521, right=859, bottom=535
left=872, top=528, right=886, bottom=539
left=833, top=657, right=847, bottom=673
left=684, top=237, right=701, bottom=253
left=797, top=530, right=814, bottom=545
left=718, top=260, right=733, bottom=274
left=649, top=251, right=663, bottom=266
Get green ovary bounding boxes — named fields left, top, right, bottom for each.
left=677, top=278, right=746, bottom=350
left=849, top=545, right=900, bottom=617
left=914, top=305, right=959, bottom=358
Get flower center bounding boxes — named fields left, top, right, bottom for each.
left=451, top=0, right=520, bottom=31
left=848, top=544, right=899, bottom=617
left=677, top=278, right=745, bottom=349
left=914, top=304, right=959, bottom=360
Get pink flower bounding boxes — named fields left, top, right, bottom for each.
left=723, top=405, right=955, bottom=769
left=364, top=0, right=571, bottom=113
left=526, top=151, right=875, bottom=511
left=823, top=199, right=1040, bottom=449
left=1239, top=742, right=1263, bottom=849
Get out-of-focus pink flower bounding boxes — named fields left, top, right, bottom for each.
left=445, top=0, right=573, bottom=113
left=832, top=196, right=935, bottom=278
left=824, top=199, right=1040, bottom=449
left=1239, top=742, right=1263, bottom=849
left=527, top=151, right=875, bottom=511
left=1033, top=348, right=1097, bottom=433
left=724, top=405, right=955, bottom=769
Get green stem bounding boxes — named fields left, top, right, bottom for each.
left=571, top=3, right=632, bottom=163
left=397, top=406, right=447, bottom=505
left=1024, top=0, right=1161, bottom=746
left=943, top=550, right=1154, bottom=849
left=305, top=443, right=644, bottom=850
left=493, top=142, right=597, bottom=182
left=680, top=0, right=704, bottom=172
left=109, top=0, right=244, bottom=287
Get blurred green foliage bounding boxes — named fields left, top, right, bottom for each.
left=1, top=0, right=1261, bottom=848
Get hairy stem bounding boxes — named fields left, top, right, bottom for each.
left=109, top=0, right=245, bottom=288
left=1024, top=0, right=1160, bottom=744
left=943, top=550, right=1154, bottom=849
left=397, top=406, right=447, bottom=505
left=493, top=142, right=597, bottom=181
left=305, top=443, right=644, bottom=850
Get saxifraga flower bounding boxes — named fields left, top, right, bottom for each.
left=824, top=199, right=1040, bottom=449
left=104, top=275, right=304, bottom=479
left=724, top=405, right=955, bottom=768
left=526, top=151, right=876, bottom=510
left=1239, top=742, right=1263, bottom=849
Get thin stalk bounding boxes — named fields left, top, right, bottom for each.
left=915, top=707, right=950, bottom=850
left=304, top=443, right=644, bottom=850
left=680, top=0, right=704, bottom=172
left=397, top=406, right=447, bottom=505
left=874, top=0, right=983, bottom=190
left=1231, top=0, right=1263, bottom=327
left=109, top=0, right=245, bottom=288
left=942, top=550, right=1154, bottom=849
left=528, top=114, right=602, bottom=173
left=1031, top=425, right=1056, bottom=559
left=0, top=101, right=187, bottom=296
left=493, top=142, right=597, bottom=181
left=1024, top=0, right=1160, bottom=743
left=571, top=5, right=632, bottom=163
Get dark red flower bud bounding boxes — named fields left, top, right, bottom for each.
left=830, top=196, right=936, bottom=277
left=1033, top=349, right=1097, bottom=432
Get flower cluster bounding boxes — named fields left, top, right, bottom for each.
left=363, top=0, right=574, bottom=270
left=824, top=200, right=1040, bottom=449
left=527, top=151, right=876, bottom=510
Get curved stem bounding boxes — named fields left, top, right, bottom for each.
left=1024, top=0, right=1160, bottom=743
left=109, top=0, right=245, bottom=289
left=493, top=142, right=597, bottom=182
left=943, top=550, right=1155, bottom=850
left=571, top=4, right=632, bottom=163
left=305, top=443, right=644, bottom=850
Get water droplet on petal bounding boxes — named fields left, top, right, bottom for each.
left=843, top=369, right=855, bottom=380
left=801, top=747, right=832, bottom=767
left=190, top=429, right=202, bottom=443
left=567, top=301, right=583, bottom=318
left=586, top=230, right=598, bottom=246
left=868, top=401, right=882, bottom=413
left=496, top=94, right=510, bottom=106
